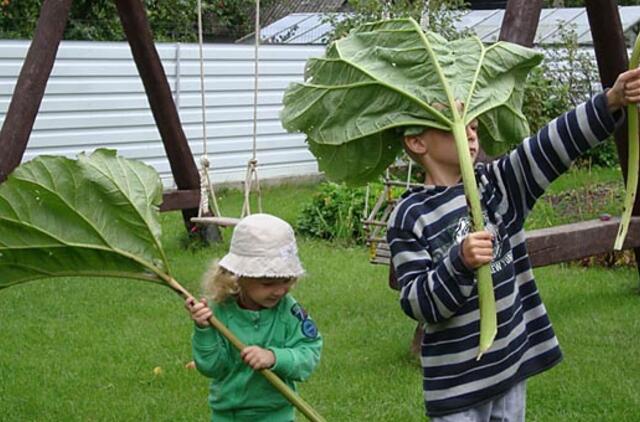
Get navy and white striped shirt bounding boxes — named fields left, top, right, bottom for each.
left=387, top=93, right=621, bottom=417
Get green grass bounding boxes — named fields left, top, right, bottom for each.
left=0, top=169, right=639, bottom=421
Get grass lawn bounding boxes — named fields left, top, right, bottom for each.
left=0, top=167, right=639, bottom=421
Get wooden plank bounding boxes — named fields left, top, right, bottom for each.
left=191, top=217, right=241, bottom=227
left=0, top=0, right=73, bottom=183
left=526, top=217, right=640, bottom=267
left=160, top=189, right=200, bottom=212
left=498, top=0, right=543, bottom=47
left=114, top=0, right=201, bottom=231
left=376, top=217, right=640, bottom=271
left=585, top=0, right=640, bottom=275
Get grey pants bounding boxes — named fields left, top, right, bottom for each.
left=430, top=381, right=526, bottom=422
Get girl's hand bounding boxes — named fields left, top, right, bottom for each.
left=241, top=346, right=275, bottom=370
left=607, top=67, right=640, bottom=111
left=185, top=297, right=212, bottom=328
left=460, top=231, right=494, bottom=270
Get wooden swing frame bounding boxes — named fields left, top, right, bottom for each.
left=0, top=0, right=639, bottom=270
left=0, top=0, right=207, bottom=232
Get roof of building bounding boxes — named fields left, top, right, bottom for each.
left=261, top=0, right=348, bottom=28
left=257, top=6, right=640, bottom=46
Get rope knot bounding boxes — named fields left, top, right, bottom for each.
left=200, top=155, right=210, bottom=168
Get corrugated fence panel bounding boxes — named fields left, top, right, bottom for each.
left=0, top=40, right=324, bottom=187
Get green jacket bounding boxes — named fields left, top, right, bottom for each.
left=192, top=294, right=322, bottom=422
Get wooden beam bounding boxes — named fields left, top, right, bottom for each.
left=498, top=0, right=544, bottom=47
left=0, top=0, right=73, bottom=183
left=526, top=217, right=640, bottom=268
left=114, top=0, right=202, bottom=231
left=585, top=0, right=640, bottom=275
left=160, top=189, right=200, bottom=212
left=377, top=217, right=640, bottom=273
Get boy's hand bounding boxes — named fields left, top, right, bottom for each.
left=606, top=67, right=640, bottom=111
left=185, top=297, right=212, bottom=328
left=241, top=346, right=275, bottom=370
left=460, top=231, right=494, bottom=270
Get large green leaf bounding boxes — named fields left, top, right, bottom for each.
left=0, top=149, right=169, bottom=289
left=0, top=150, right=326, bottom=418
left=281, top=18, right=543, bottom=184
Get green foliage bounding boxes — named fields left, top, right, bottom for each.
left=206, top=0, right=276, bottom=40
left=0, top=149, right=169, bottom=290
left=296, top=182, right=372, bottom=244
left=0, top=0, right=199, bottom=42
left=323, top=0, right=471, bottom=44
left=282, top=18, right=542, bottom=185
left=522, top=22, right=618, bottom=167
left=543, top=0, right=640, bottom=6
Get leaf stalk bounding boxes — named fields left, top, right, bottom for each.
left=614, top=32, right=640, bottom=250
left=451, top=122, right=497, bottom=360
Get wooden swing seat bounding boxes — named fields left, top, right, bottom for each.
left=191, top=216, right=241, bottom=227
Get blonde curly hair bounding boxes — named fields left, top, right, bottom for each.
left=201, top=261, right=241, bottom=303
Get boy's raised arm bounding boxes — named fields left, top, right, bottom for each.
left=488, top=67, right=640, bottom=225
left=487, top=93, right=622, bottom=225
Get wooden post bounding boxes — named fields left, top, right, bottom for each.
left=585, top=0, right=640, bottom=278
left=114, top=0, right=220, bottom=240
left=0, top=0, right=73, bottom=183
left=498, top=0, right=544, bottom=47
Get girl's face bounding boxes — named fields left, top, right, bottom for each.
left=238, top=277, right=296, bottom=310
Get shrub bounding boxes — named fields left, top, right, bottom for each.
left=296, top=182, right=371, bottom=244
left=523, top=22, right=619, bottom=168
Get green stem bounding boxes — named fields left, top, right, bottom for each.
left=614, top=32, right=640, bottom=250
left=163, top=277, right=326, bottom=422
left=451, top=122, right=497, bottom=360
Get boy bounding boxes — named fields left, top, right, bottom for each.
left=386, top=67, right=640, bottom=421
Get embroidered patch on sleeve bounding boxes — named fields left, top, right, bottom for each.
left=301, top=319, right=318, bottom=339
left=291, top=304, right=317, bottom=338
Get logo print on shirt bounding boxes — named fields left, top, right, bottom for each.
left=453, top=215, right=503, bottom=260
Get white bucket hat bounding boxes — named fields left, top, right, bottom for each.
left=218, top=213, right=304, bottom=278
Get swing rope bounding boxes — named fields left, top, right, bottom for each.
left=240, top=0, right=263, bottom=218
left=195, top=0, right=222, bottom=220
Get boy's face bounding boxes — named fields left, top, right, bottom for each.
left=417, top=120, right=479, bottom=166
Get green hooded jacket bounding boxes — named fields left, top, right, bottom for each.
left=192, top=294, right=322, bottom=421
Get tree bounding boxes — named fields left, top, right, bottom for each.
left=323, top=0, right=470, bottom=43
left=544, top=0, right=640, bottom=6
left=0, top=0, right=200, bottom=42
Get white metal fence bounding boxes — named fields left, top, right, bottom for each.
left=0, top=40, right=325, bottom=187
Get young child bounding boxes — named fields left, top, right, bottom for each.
left=387, top=67, right=640, bottom=421
left=185, top=213, right=322, bottom=422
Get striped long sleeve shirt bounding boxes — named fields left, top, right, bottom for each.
left=386, top=93, right=622, bottom=417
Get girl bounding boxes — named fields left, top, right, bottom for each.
left=185, top=213, right=322, bottom=422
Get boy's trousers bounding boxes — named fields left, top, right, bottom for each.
left=430, top=381, right=526, bottom=422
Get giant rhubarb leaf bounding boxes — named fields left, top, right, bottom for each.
left=0, top=149, right=168, bottom=288
left=282, top=18, right=543, bottom=358
left=281, top=18, right=542, bottom=184
left=0, top=149, right=325, bottom=422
